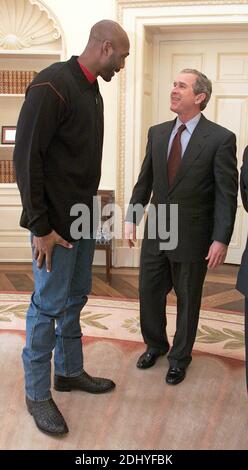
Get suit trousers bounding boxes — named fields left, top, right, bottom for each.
left=139, top=238, right=208, bottom=368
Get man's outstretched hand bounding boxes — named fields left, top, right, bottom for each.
left=205, top=240, right=227, bottom=268
left=124, top=222, right=137, bottom=248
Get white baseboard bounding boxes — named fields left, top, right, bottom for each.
left=93, top=250, right=106, bottom=266
left=114, top=246, right=140, bottom=267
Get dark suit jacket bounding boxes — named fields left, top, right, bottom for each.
left=236, top=146, right=248, bottom=296
left=126, top=114, right=238, bottom=262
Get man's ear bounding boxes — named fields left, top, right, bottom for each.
left=195, top=92, right=206, bottom=105
left=102, top=40, right=113, bottom=57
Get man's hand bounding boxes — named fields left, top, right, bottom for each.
left=32, top=230, right=73, bottom=272
left=124, top=222, right=137, bottom=248
left=205, top=240, right=228, bottom=268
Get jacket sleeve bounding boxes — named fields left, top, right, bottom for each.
left=212, top=132, right=238, bottom=245
left=240, top=146, right=248, bottom=213
left=125, top=128, right=153, bottom=224
left=13, top=83, right=68, bottom=236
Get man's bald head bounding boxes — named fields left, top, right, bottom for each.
left=79, top=19, right=130, bottom=82
left=89, top=20, right=129, bottom=49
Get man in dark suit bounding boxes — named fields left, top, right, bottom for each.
left=236, top=146, right=248, bottom=391
left=125, top=69, right=238, bottom=385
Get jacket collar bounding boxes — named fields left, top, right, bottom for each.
left=67, top=55, right=100, bottom=94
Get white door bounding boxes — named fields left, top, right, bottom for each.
left=153, top=30, right=248, bottom=264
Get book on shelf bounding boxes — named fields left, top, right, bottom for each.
left=0, top=160, right=16, bottom=183
left=0, top=70, right=37, bottom=94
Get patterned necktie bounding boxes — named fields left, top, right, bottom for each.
left=167, top=124, right=186, bottom=188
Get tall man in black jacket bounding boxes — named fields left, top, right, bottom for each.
left=125, top=69, right=238, bottom=386
left=14, top=20, right=129, bottom=436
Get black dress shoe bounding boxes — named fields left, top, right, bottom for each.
left=26, top=396, right=68, bottom=436
left=165, top=367, right=186, bottom=385
left=54, top=370, right=115, bottom=394
left=137, top=348, right=167, bottom=369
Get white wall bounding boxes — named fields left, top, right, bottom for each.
left=43, top=0, right=119, bottom=189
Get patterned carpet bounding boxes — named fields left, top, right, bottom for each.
left=0, top=292, right=247, bottom=450
left=0, top=292, right=245, bottom=362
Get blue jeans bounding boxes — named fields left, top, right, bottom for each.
left=22, top=237, right=95, bottom=401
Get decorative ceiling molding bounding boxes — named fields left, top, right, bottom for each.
left=0, top=0, right=61, bottom=50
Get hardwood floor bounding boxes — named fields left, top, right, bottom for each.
left=0, top=262, right=244, bottom=313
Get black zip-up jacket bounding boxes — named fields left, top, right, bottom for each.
left=13, top=56, right=104, bottom=241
